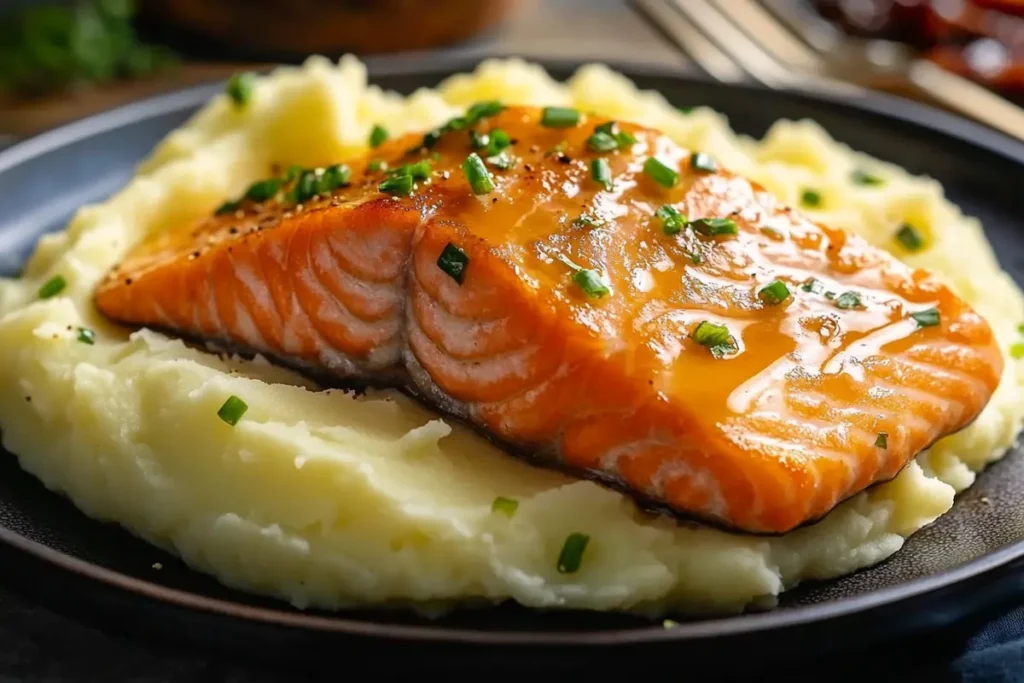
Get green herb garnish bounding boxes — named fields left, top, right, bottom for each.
left=289, top=171, right=318, bottom=203
left=316, top=164, right=351, bottom=194
left=591, top=158, right=612, bottom=191
left=217, top=396, right=248, bottom=426
left=801, top=189, right=822, bottom=207
left=378, top=173, right=414, bottom=196
left=244, top=178, right=281, bottom=202
left=594, top=121, right=637, bottom=148
left=875, top=432, right=888, bottom=449
left=76, top=327, right=95, bottom=345
left=572, top=269, right=610, bottom=298
left=910, top=307, right=940, bottom=328
left=215, top=200, right=240, bottom=216
left=758, top=280, right=791, bottom=306
left=689, top=152, right=717, bottom=173
left=851, top=169, right=885, bottom=186
left=437, top=243, right=469, bottom=284
left=835, top=291, right=863, bottom=310
left=587, top=131, right=619, bottom=153
left=483, top=129, right=511, bottom=156
left=38, top=275, right=66, bottom=299
left=226, top=72, right=255, bottom=107
left=895, top=223, right=925, bottom=251
left=800, top=278, right=823, bottom=294
left=462, top=153, right=495, bottom=194
left=466, top=100, right=505, bottom=123
left=643, top=157, right=679, bottom=189
left=491, top=497, right=519, bottom=517
left=690, top=217, right=738, bottom=236
left=556, top=532, right=590, bottom=573
left=655, top=205, right=686, bottom=235
left=572, top=215, right=601, bottom=229
left=541, top=106, right=581, bottom=128
left=368, top=159, right=386, bottom=172
left=369, top=124, right=389, bottom=148
left=691, top=321, right=737, bottom=358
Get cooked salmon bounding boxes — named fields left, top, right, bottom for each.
left=94, top=104, right=1003, bottom=535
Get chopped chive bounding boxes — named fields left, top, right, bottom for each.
left=215, top=200, right=240, bottom=215
left=910, top=307, right=940, bottom=328
left=368, top=159, right=386, bottom=172
left=470, top=130, right=489, bottom=149
left=378, top=173, right=415, bottom=196
left=875, top=432, right=888, bottom=449
left=487, top=151, right=516, bottom=170
left=316, top=164, right=351, bottom=194
left=290, top=170, right=318, bottom=203
left=226, top=72, right=255, bottom=107
left=594, top=121, right=638, bottom=148
left=1011, top=342, right=1024, bottom=359
left=244, top=178, right=281, bottom=202
left=591, top=158, right=613, bottom=191
left=692, top=321, right=737, bottom=358
left=541, top=106, right=580, bottom=128
left=800, top=189, right=822, bottom=207
left=655, top=205, right=687, bottom=235
left=491, top=496, right=519, bottom=517
left=851, top=169, right=885, bottom=186
left=483, top=129, right=511, bottom=157
left=690, top=217, right=738, bottom=236
left=38, top=275, right=66, bottom=299
left=369, top=124, right=389, bottom=148
left=76, top=327, right=95, bottom=345
left=284, top=164, right=304, bottom=182
left=587, top=131, right=619, bottom=153
left=445, top=117, right=469, bottom=132
left=895, top=223, right=925, bottom=251
left=758, top=280, right=791, bottom=306
left=466, top=100, right=505, bottom=123
left=689, top=152, right=717, bottom=173
left=217, top=395, right=248, bottom=426
left=556, top=532, right=590, bottom=573
left=800, top=278, right=823, bottom=294
left=462, top=153, right=495, bottom=194
left=572, top=215, right=601, bottom=229
left=390, top=160, right=432, bottom=181
left=825, top=291, right=836, bottom=300
left=437, top=243, right=469, bottom=284
left=421, top=129, right=443, bottom=149
left=835, top=291, right=863, bottom=310
left=643, top=157, right=679, bottom=189
left=572, top=269, right=610, bottom=298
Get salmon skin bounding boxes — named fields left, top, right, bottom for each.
left=95, top=104, right=1003, bottom=535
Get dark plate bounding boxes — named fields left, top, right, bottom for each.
left=2, top=55, right=1024, bottom=674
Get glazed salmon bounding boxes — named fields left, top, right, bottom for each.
left=94, top=104, right=1003, bottom=535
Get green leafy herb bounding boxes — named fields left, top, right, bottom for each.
left=851, top=169, right=885, bottom=186
left=378, top=173, right=414, bottom=196
left=389, top=160, right=431, bottom=181
left=690, top=217, right=738, bottom=236
left=835, top=291, right=863, bottom=310
left=462, top=153, right=495, bottom=194
left=556, top=532, right=590, bottom=573
left=369, top=124, right=389, bottom=148
left=801, top=189, right=822, bottom=207
left=483, top=129, right=511, bottom=157
left=875, top=432, right=888, bottom=449
left=655, top=205, right=687, bottom=235
left=910, top=307, right=940, bottom=328
left=437, top=243, right=469, bottom=284
left=368, top=159, right=387, bottom=172
left=76, top=327, right=95, bottom=345
left=316, top=164, right=351, bottom=194
left=594, top=121, right=637, bottom=148
left=466, top=100, right=505, bottom=123
left=38, top=275, right=66, bottom=299
left=289, top=170, right=318, bottom=203
left=572, top=269, right=610, bottom=298
left=217, top=396, right=248, bottom=426
left=689, top=152, right=717, bottom=173
left=586, top=131, right=619, bottom=153
left=691, top=321, right=738, bottom=358
left=244, top=178, right=281, bottom=202
left=491, top=496, right=519, bottom=517
left=591, top=158, right=612, bottom=191
left=643, top=157, right=679, bottom=188
left=226, top=72, right=255, bottom=107
left=215, top=200, right=240, bottom=216
left=758, top=280, right=791, bottom=306
left=895, top=223, right=925, bottom=251
left=541, top=106, right=581, bottom=128
left=284, top=164, right=304, bottom=182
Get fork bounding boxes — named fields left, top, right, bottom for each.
left=634, top=0, right=1024, bottom=143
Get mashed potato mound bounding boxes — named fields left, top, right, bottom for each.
left=1, top=56, right=1022, bottom=617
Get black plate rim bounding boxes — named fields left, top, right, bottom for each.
left=2, top=52, right=1024, bottom=647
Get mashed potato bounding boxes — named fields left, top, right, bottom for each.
left=1, top=55, right=1022, bottom=617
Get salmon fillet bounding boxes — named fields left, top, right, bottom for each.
left=94, top=104, right=1003, bottom=535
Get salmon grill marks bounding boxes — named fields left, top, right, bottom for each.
left=94, top=104, right=1004, bottom=535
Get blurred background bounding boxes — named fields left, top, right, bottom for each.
left=1, top=0, right=1023, bottom=142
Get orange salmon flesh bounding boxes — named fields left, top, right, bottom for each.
left=94, top=105, right=1003, bottom=535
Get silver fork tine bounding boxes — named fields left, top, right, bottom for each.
left=633, top=0, right=746, bottom=83
left=707, top=0, right=824, bottom=72
left=668, top=0, right=797, bottom=89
